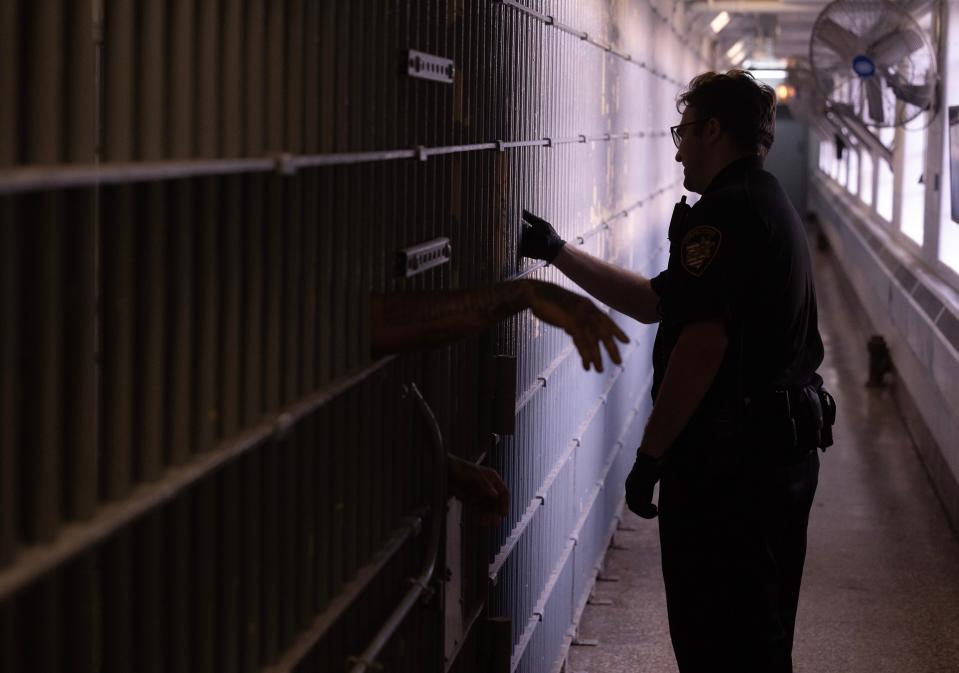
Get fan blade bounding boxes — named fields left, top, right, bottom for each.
left=885, top=71, right=934, bottom=108
left=815, top=18, right=861, bottom=61
left=867, top=27, right=924, bottom=69
left=865, top=78, right=884, bottom=124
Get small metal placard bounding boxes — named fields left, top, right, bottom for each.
left=397, top=237, right=452, bottom=277
left=406, top=49, right=454, bottom=83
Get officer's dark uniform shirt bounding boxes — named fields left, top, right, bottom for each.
left=649, top=156, right=824, bottom=439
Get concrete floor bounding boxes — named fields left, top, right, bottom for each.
left=567, top=244, right=959, bottom=673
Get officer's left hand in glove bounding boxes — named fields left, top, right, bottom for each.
left=625, top=452, right=662, bottom=519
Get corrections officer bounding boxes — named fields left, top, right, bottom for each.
left=521, top=70, right=834, bottom=672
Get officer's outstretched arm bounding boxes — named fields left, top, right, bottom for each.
left=520, top=210, right=660, bottom=324
left=371, top=279, right=629, bottom=372
left=638, top=320, right=728, bottom=458
left=552, top=245, right=661, bottom=324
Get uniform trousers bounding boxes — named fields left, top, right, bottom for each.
left=657, top=442, right=820, bottom=673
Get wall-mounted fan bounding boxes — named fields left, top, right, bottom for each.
left=788, top=62, right=895, bottom=163
left=809, top=0, right=939, bottom=128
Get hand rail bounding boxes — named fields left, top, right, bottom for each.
left=347, top=382, right=447, bottom=673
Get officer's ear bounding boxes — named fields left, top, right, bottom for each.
left=703, top=117, right=723, bottom=144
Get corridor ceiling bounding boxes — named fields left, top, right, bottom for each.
left=687, top=0, right=835, bottom=64
left=687, top=0, right=937, bottom=65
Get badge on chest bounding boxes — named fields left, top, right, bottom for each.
left=680, top=225, right=722, bottom=276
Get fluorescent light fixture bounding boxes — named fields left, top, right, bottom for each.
left=747, top=59, right=788, bottom=70
left=730, top=50, right=747, bottom=66
left=726, top=39, right=745, bottom=59
left=749, top=69, right=788, bottom=79
left=710, top=11, right=731, bottom=33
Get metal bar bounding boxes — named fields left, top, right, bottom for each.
left=687, top=1, right=822, bottom=14
left=133, top=512, right=164, bottom=673
left=314, top=404, right=332, bottom=616
left=0, top=205, right=18, bottom=565
left=0, top=158, right=272, bottom=194
left=219, top=0, right=244, bottom=436
left=296, top=418, right=316, bottom=630
left=23, top=571, right=61, bottom=673
left=163, top=493, right=191, bottom=672
left=511, top=394, right=648, bottom=672
left=169, top=0, right=194, bottom=158
left=61, top=190, right=97, bottom=518
left=279, top=432, right=298, bottom=651
left=284, top=188, right=303, bottom=405
left=101, top=0, right=136, bottom=503
left=64, top=551, right=100, bottom=673
left=514, top=344, right=574, bottom=414
left=21, top=202, right=63, bottom=544
left=168, top=182, right=195, bottom=465
left=0, top=598, right=17, bottom=673
left=0, top=131, right=662, bottom=195
left=496, top=0, right=685, bottom=84
left=489, top=342, right=638, bottom=583
left=240, top=449, right=262, bottom=673
left=194, top=478, right=216, bottom=672
left=0, top=354, right=395, bottom=602
left=136, top=184, right=166, bottom=481
left=347, top=383, right=447, bottom=673
left=217, top=461, right=241, bottom=671
left=101, top=531, right=132, bottom=673
left=194, top=182, right=220, bottom=453
left=262, top=511, right=425, bottom=673
left=222, top=0, right=243, bottom=157
left=220, top=179, right=242, bottom=436
left=423, top=142, right=499, bottom=157
left=548, top=412, right=647, bottom=673
left=261, top=433, right=281, bottom=663
left=0, top=0, right=17, bottom=166
left=264, top=176, right=283, bottom=412
left=242, top=175, right=265, bottom=424
left=65, top=0, right=95, bottom=162
left=27, top=0, right=63, bottom=162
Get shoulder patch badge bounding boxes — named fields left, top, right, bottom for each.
left=680, top=225, right=722, bottom=276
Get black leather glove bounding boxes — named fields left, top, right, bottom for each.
left=624, top=452, right=662, bottom=519
left=521, top=210, right=566, bottom=262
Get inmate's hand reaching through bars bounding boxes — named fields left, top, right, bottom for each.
left=447, top=454, right=510, bottom=527
left=371, top=278, right=629, bottom=372
left=525, top=280, right=629, bottom=372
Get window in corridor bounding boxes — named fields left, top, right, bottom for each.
left=860, top=149, right=873, bottom=206
left=826, top=142, right=839, bottom=180
left=820, top=139, right=831, bottom=175
left=848, top=147, right=859, bottom=196
left=939, top=0, right=959, bottom=274
left=900, top=122, right=927, bottom=246
left=877, top=158, right=895, bottom=222
left=837, top=145, right=848, bottom=188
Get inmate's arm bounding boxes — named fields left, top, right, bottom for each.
left=521, top=211, right=661, bottom=324
left=638, top=320, right=728, bottom=458
left=371, top=278, right=629, bottom=372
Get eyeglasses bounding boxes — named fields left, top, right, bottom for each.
left=670, top=119, right=706, bottom=148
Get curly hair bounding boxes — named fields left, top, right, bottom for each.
left=676, top=70, right=777, bottom=157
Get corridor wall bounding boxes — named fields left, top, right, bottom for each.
left=0, top=1, right=707, bottom=671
